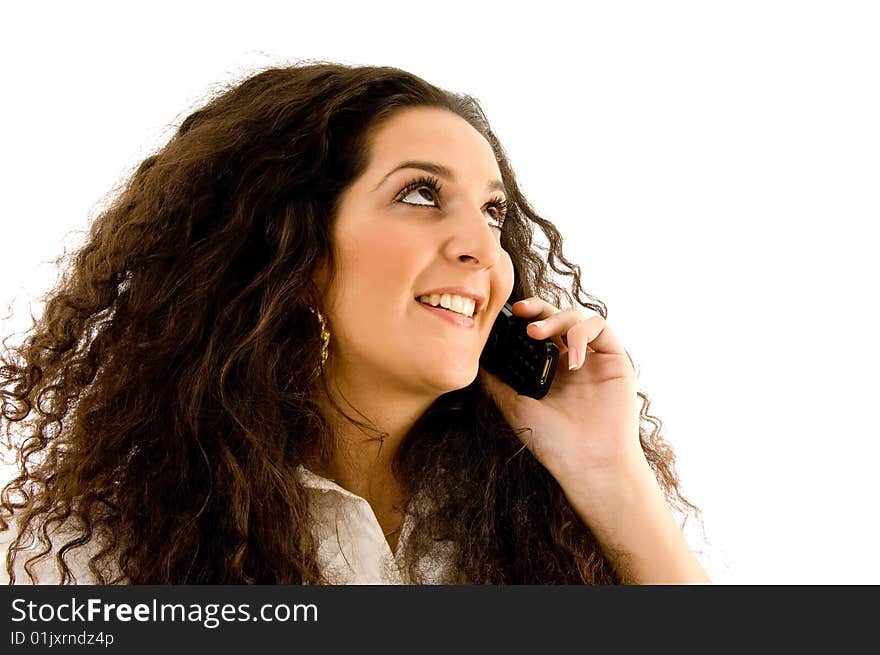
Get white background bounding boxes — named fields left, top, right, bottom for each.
left=1, top=1, right=877, bottom=584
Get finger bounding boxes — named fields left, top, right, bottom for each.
left=578, top=314, right=626, bottom=355
left=564, top=320, right=591, bottom=370
left=512, top=297, right=568, bottom=350
left=533, top=311, right=627, bottom=358
left=511, top=297, right=560, bottom=320
left=478, top=365, right=520, bottom=410
left=523, top=304, right=602, bottom=353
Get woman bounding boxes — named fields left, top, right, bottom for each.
left=1, top=61, right=709, bottom=584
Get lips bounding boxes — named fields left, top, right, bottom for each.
left=415, top=298, right=476, bottom=328
left=413, top=287, right=486, bottom=315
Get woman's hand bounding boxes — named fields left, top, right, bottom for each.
left=478, top=296, right=645, bottom=492
left=478, top=297, right=713, bottom=584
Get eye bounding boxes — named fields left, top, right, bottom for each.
left=396, top=175, right=443, bottom=208
left=484, top=197, right=508, bottom=230
left=399, top=184, right=438, bottom=207
left=396, top=175, right=508, bottom=231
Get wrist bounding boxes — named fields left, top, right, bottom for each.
left=558, top=451, right=657, bottom=517
left=560, top=457, right=710, bottom=584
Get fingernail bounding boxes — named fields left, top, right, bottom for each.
left=568, top=349, right=579, bottom=370
left=516, top=299, right=530, bottom=306
left=531, top=320, right=545, bottom=328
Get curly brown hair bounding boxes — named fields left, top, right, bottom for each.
left=1, top=60, right=704, bottom=584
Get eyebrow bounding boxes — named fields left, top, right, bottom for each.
left=373, top=160, right=507, bottom=197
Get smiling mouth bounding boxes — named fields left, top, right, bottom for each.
left=415, top=298, right=476, bottom=328
left=414, top=295, right=478, bottom=318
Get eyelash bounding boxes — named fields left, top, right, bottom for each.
left=394, top=175, right=509, bottom=230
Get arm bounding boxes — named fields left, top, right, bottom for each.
left=562, top=457, right=711, bottom=585
left=477, top=298, right=711, bottom=584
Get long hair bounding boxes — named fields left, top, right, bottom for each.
left=1, top=60, right=704, bottom=584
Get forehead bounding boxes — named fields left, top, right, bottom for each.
left=364, top=107, right=501, bottom=177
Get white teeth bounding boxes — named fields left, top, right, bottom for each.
left=418, top=293, right=476, bottom=318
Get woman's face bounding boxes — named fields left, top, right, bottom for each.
left=317, top=106, right=515, bottom=399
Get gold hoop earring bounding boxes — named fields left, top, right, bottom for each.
left=310, top=307, right=330, bottom=368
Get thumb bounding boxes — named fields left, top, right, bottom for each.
left=478, top=365, right=517, bottom=413
left=478, top=366, right=536, bottom=454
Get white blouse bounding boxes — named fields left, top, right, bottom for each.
left=0, top=465, right=455, bottom=585
left=295, top=465, right=455, bottom=584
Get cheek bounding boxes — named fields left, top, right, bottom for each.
left=338, top=228, right=423, bottom=291
left=496, top=250, right=516, bottom=298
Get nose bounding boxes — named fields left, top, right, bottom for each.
left=442, top=208, right=504, bottom=268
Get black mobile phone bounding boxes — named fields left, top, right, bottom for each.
left=479, top=302, right=559, bottom=399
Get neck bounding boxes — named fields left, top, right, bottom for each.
left=308, top=361, right=437, bottom=504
